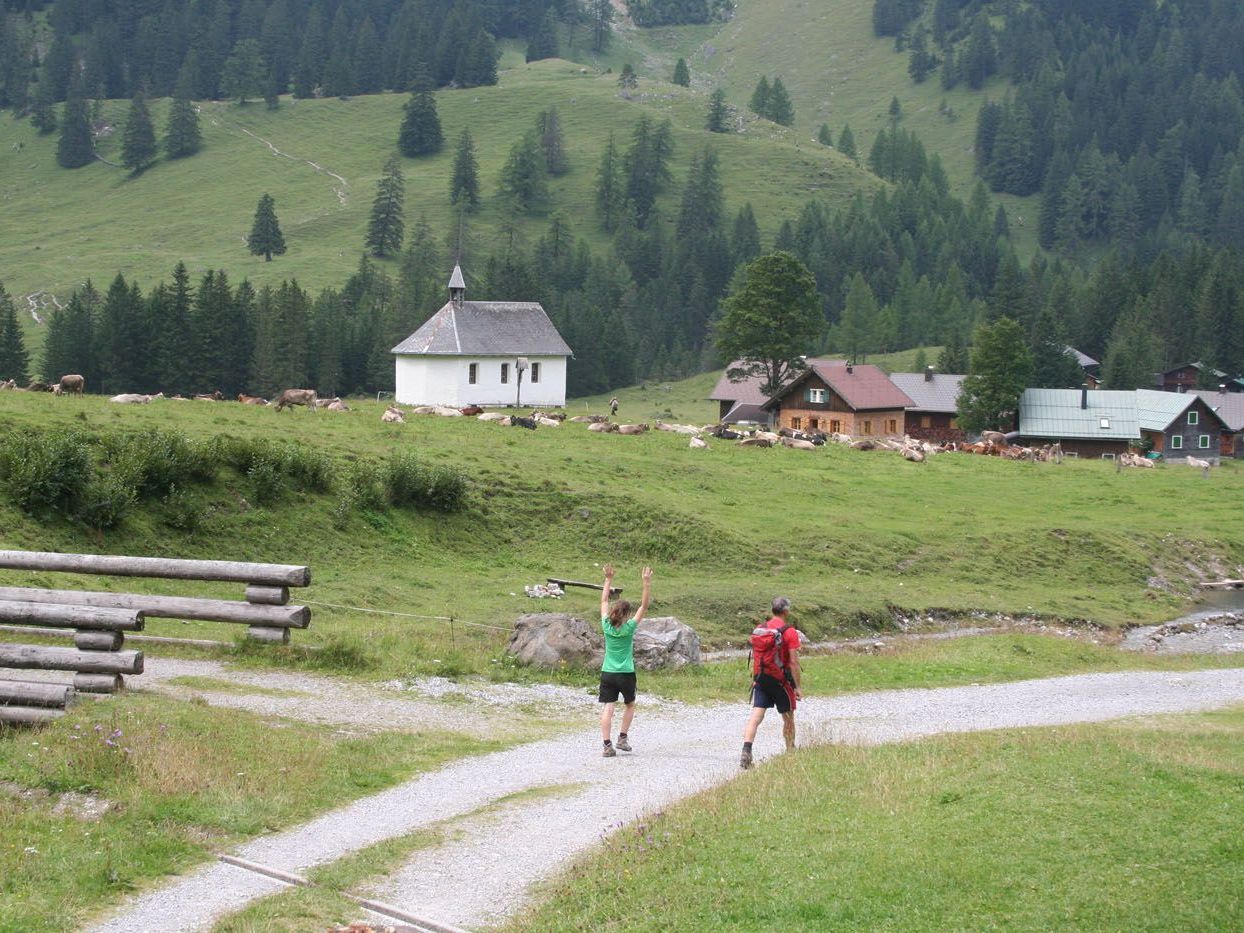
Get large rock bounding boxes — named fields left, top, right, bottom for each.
left=506, top=613, right=701, bottom=671
left=507, top=613, right=603, bottom=669
left=633, top=616, right=701, bottom=670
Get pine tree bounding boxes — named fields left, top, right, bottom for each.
left=450, top=130, right=480, bottom=209
left=731, top=204, right=761, bottom=266
left=293, top=5, right=326, bottom=98
left=589, top=0, right=613, bottom=53
left=749, top=76, right=770, bottom=116
left=618, top=62, right=637, bottom=92
left=837, top=124, right=857, bottom=161
left=498, top=132, right=549, bottom=214
left=164, top=96, right=202, bottom=159
left=30, top=78, right=57, bottom=134
left=248, top=193, right=287, bottom=261
left=937, top=330, right=970, bottom=373
left=765, top=77, right=794, bottom=125
left=366, top=155, right=405, bottom=257
left=398, top=71, right=443, bottom=157
left=0, top=282, right=30, bottom=385
left=706, top=88, right=729, bottom=133
left=158, top=262, right=195, bottom=393
left=56, top=80, right=95, bottom=169
left=817, top=123, right=832, bottom=146
left=526, top=10, right=559, bottom=62
left=839, top=273, right=878, bottom=362
left=538, top=107, right=568, bottom=175
left=1101, top=303, right=1162, bottom=390
left=351, top=16, right=382, bottom=94
left=222, top=39, right=265, bottom=104
left=672, top=57, right=690, bottom=87
left=595, top=132, right=624, bottom=231
left=1055, top=173, right=1088, bottom=253
left=121, top=92, right=157, bottom=174
left=957, top=317, right=1033, bottom=432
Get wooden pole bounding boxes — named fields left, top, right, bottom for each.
left=0, top=587, right=308, bottom=628
left=0, top=643, right=143, bottom=674
left=74, top=630, right=124, bottom=651
left=0, top=706, right=64, bottom=724
left=0, top=680, right=75, bottom=708
left=244, top=585, right=290, bottom=605
left=245, top=626, right=290, bottom=644
left=74, top=673, right=123, bottom=694
left=0, top=601, right=143, bottom=631
left=0, top=550, right=310, bottom=587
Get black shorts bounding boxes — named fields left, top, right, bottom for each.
left=598, top=671, right=637, bottom=704
left=751, top=674, right=792, bottom=714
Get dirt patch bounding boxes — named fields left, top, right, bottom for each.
left=50, top=791, right=114, bottom=821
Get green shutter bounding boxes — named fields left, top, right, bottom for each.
left=803, top=387, right=812, bottom=403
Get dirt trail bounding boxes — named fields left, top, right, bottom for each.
left=88, top=667, right=1244, bottom=932
left=207, top=110, right=350, bottom=205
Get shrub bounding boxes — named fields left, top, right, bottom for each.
left=247, top=454, right=286, bottom=505
left=0, top=430, right=93, bottom=514
left=160, top=484, right=204, bottom=532
left=384, top=452, right=468, bottom=513
left=104, top=429, right=215, bottom=499
left=334, top=461, right=385, bottom=526
left=76, top=474, right=136, bottom=531
left=213, top=435, right=334, bottom=493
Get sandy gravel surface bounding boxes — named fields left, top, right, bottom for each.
left=88, top=667, right=1244, bottom=933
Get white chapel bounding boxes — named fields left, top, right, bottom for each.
left=391, top=264, right=572, bottom=408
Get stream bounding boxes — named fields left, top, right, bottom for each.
left=1121, top=587, right=1244, bottom=654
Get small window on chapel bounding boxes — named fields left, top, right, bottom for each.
left=501, top=363, right=509, bottom=384
left=468, top=363, right=478, bottom=385
left=530, top=362, right=541, bottom=383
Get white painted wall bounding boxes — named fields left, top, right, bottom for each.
left=394, top=355, right=568, bottom=407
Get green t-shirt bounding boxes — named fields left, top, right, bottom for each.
left=601, top=616, right=638, bottom=673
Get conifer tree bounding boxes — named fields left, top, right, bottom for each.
left=293, top=6, right=326, bottom=98
left=837, top=124, right=857, bottom=161
left=526, top=10, right=559, bottom=62
left=450, top=130, right=480, bottom=209
left=366, top=156, right=406, bottom=257
left=460, top=28, right=499, bottom=87
left=538, top=107, right=568, bottom=175
left=30, top=78, right=57, bottom=134
left=957, top=317, right=1033, bottom=432
left=121, top=92, right=157, bottom=173
left=817, top=123, right=832, bottom=146
left=158, top=262, right=195, bottom=393
left=749, top=76, right=770, bottom=116
left=589, top=0, right=613, bottom=53
left=595, top=132, right=624, bottom=231
left=352, top=16, right=383, bottom=94
left=618, top=62, right=638, bottom=92
left=398, top=70, right=443, bottom=157
left=164, top=96, right=202, bottom=159
left=248, top=193, right=287, bottom=261
left=731, top=204, right=761, bottom=267
left=706, top=88, right=729, bottom=133
left=937, top=330, right=970, bottom=373
left=672, top=57, right=690, bottom=87
left=839, top=273, right=878, bottom=362
left=498, top=132, right=549, bottom=214
left=222, top=39, right=265, bottom=103
left=42, top=283, right=100, bottom=387
left=765, top=77, right=794, bottom=125
left=1101, top=303, right=1162, bottom=390
left=56, top=80, right=95, bottom=169
left=0, top=282, right=30, bottom=385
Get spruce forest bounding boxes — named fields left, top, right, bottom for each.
left=0, top=0, right=1242, bottom=397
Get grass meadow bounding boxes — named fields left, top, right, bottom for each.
left=517, top=705, right=1244, bottom=931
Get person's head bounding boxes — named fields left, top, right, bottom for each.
left=608, top=599, right=633, bottom=627
left=771, top=596, right=792, bottom=619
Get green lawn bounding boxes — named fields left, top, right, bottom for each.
left=516, top=705, right=1244, bottom=930
left=0, top=694, right=504, bottom=931
left=0, top=386, right=1240, bottom=682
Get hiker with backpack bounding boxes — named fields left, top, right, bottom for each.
left=599, top=562, right=653, bottom=758
left=740, top=596, right=803, bottom=770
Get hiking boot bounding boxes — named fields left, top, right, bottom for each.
left=602, top=743, right=616, bottom=758
left=740, top=747, right=753, bottom=770
left=615, top=735, right=632, bottom=752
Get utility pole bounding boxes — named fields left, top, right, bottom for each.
left=516, top=357, right=528, bottom=408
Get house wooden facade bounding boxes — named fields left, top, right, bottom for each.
left=1194, top=388, right=1244, bottom=458
left=1138, top=390, right=1231, bottom=460
left=889, top=370, right=966, bottom=442
left=762, top=362, right=913, bottom=436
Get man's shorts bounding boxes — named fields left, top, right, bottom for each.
left=751, top=674, right=793, bottom=714
left=598, top=671, right=637, bottom=704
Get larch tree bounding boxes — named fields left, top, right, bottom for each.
left=594, top=131, right=624, bottom=231
left=817, top=123, right=832, bottom=146
left=749, top=76, right=770, bottom=116
left=0, top=282, right=30, bottom=384
left=526, top=10, right=559, bottom=62
left=398, top=70, right=442, bottom=157
left=221, top=39, right=265, bottom=103
left=450, top=129, right=480, bottom=210
left=30, top=78, right=57, bottom=134
left=248, top=193, right=287, bottom=261
left=839, top=272, right=878, bottom=362
left=716, top=251, right=823, bottom=398
left=589, top=0, right=612, bottom=53
left=765, top=77, right=794, bottom=125
left=672, top=57, right=690, bottom=87
left=706, top=88, right=729, bottom=133
left=365, top=155, right=406, bottom=257
left=837, top=123, right=857, bottom=161
left=56, top=80, right=95, bottom=169
left=538, top=107, right=568, bottom=175
left=121, top=92, right=157, bottom=173
left=498, top=132, right=548, bottom=214
left=164, top=95, right=202, bottom=158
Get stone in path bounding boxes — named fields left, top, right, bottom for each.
left=89, top=668, right=1244, bottom=932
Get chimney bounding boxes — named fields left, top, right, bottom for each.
left=1178, top=384, right=1187, bottom=394
left=1220, top=383, right=1228, bottom=394
left=846, top=363, right=854, bottom=375
left=924, top=365, right=934, bottom=382
left=1080, top=385, right=1088, bottom=410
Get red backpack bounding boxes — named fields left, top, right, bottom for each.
left=749, top=622, right=793, bottom=686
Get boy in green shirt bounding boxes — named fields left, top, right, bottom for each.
left=599, top=562, right=653, bottom=757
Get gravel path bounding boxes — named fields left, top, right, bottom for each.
left=89, top=667, right=1244, bottom=933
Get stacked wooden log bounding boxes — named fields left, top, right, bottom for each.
left=0, top=551, right=312, bottom=725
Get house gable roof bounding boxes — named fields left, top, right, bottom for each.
left=391, top=300, right=572, bottom=357
left=1019, top=389, right=1140, bottom=440
left=888, top=372, right=966, bottom=413
left=763, top=361, right=914, bottom=412
left=1135, top=389, right=1201, bottom=432
left=1194, top=389, right=1244, bottom=431
left=709, top=359, right=844, bottom=404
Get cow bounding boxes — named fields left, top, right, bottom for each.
left=26, top=381, right=52, bottom=392
left=901, top=446, right=925, bottom=462
left=755, top=431, right=781, bottom=444
left=381, top=405, right=405, bottom=424
left=781, top=437, right=818, bottom=450
left=109, top=393, right=162, bottom=404
left=511, top=416, right=538, bottom=430
left=0, top=379, right=14, bottom=390
left=738, top=437, right=773, bottom=448
left=433, top=406, right=463, bottom=417
left=478, top=412, right=509, bottom=422
left=313, top=396, right=342, bottom=408
left=325, top=399, right=349, bottom=412
left=460, top=406, right=484, bottom=416
left=273, top=388, right=318, bottom=412
left=568, top=415, right=604, bottom=423
left=706, top=424, right=741, bottom=440
left=194, top=389, right=225, bottom=401
left=1186, top=457, right=1211, bottom=477
left=57, top=374, right=85, bottom=395
left=689, top=436, right=709, bottom=449
left=237, top=394, right=269, bottom=406
left=535, top=416, right=561, bottom=427
left=980, top=430, right=1007, bottom=447
left=587, top=421, right=619, bottom=433
left=616, top=424, right=649, bottom=435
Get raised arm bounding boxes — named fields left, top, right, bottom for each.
left=632, top=566, right=654, bottom=624
left=601, top=563, right=615, bottom=618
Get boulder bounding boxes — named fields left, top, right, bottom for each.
left=506, top=613, right=701, bottom=670
left=507, top=613, right=603, bottom=669
left=632, top=616, right=701, bottom=670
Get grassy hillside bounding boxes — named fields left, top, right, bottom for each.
left=0, top=385, right=1240, bottom=680
left=0, top=58, right=876, bottom=315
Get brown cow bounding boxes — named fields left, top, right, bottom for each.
left=460, top=405, right=484, bottom=416
left=58, top=374, right=85, bottom=395
left=587, top=421, right=619, bottom=433
left=615, top=423, right=649, bottom=435
left=980, top=430, right=1007, bottom=447
left=380, top=405, right=405, bottom=423
left=237, top=394, right=269, bottom=405
left=273, top=388, right=318, bottom=412
left=194, top=390, right=225, bottom=401
left=0, top=379, right=14, bottom=390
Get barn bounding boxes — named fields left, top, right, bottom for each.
left=1017, top=388, right=1139, bottom=458
left=889, top=368, right=966, bottom=442
left=391, top=265, right=571, bottom=408
left=1136, top=389, right=1231, bottom=462
left=1194, top=388, right=1244, bottom=459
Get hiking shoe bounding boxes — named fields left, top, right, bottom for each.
left=740, top=748, right=753, bottom=770
left=602, top=744, right=616, bottom=758
left=615, top=736, right=632, bottom=752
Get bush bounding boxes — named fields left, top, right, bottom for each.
left=213, top=435, right=334, bottom=493
left=0, top=430, right=93, bottom=514
left=160, top=484, right=204, bottom=532
left=104, top=429, right=215, bottom=499
left=247, top=454, right=286, bottom=505
left=333, top=461, right=385, bottom=526
left=384, top=453, right=468, bottom=513
left=77, top=474, right=136, bottom=531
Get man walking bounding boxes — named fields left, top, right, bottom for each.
left=740, top=596, right=802, bottom=769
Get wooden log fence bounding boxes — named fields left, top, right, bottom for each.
left=0, top=551, right=313, bottom=725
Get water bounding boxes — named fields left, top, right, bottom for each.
left=1121, top=585, right=1244, bottom=654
